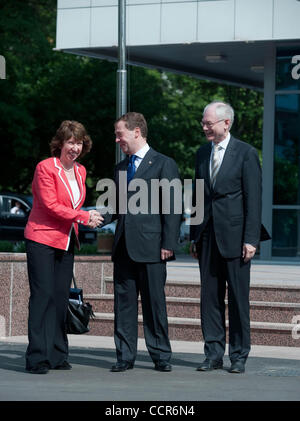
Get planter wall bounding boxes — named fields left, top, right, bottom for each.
left=0, top=253, right=113, bottom=338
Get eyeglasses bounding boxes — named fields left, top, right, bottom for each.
left=200, top=119, right=225, bottom=128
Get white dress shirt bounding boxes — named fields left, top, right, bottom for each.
left=132, top=143, right=150, bottom=171
left=209, top=132, right=231, bottom=178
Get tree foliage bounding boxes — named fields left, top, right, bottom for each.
left=0, top=0, right=263, bottom=204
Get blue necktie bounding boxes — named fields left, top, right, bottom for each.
left=127, top=154, right=137, bottom=184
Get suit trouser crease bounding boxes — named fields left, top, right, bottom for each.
left=226, top=260, right=251, bottom=362
left=25, top=239, right=74, bottom=369
left=113, top=239, right=171, bottom=364
left=197, top=221, right=251, bottom=363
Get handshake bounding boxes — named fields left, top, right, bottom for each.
left=87, top=210, right=104, bottom=229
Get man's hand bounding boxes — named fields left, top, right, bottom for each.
left=87, top=210, right=104, bottom=228
left=242, top=243, right=256, bottom=263
left=161, top=248, right=173, bottom=261
left=189, top=242, right=198, bottom=259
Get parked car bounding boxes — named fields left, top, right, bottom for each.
left=0, top=192, right=32, bottom=241
left=81, top=206, right=116, bottom=242
left=0, top=191, right=110, bottom=244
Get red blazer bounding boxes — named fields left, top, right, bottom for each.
left=25, top=157, right=90, bottom=251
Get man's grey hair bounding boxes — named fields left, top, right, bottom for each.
left=203, top=101, right=234, bottom=129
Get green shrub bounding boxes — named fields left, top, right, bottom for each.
left=0, top=241, right=26, bottom=252
left=178, top=241, right=191, bottom=255
left=0, top=241, right=15, bottom=252
left=14, top=242, right=26, bottom=253
left=75, top=244, right=99, bottom=255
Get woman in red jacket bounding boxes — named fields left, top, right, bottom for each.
left=25, top=120, right=102, bottom=374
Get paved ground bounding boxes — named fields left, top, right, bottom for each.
left=0, top=335, right=299, bottom=406
left=0, top=257, right=299, bottom=413
left=168, top=255, right=300, bottom=285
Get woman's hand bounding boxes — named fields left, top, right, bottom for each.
left=87, top=210, right=104, bottom=228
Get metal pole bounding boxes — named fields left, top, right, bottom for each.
left=116, top=0, right=127, bottom=163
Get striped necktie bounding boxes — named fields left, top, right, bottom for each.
left=210, top=144, right=222, bottom=187
left=127, top=154, right=138, bottom=184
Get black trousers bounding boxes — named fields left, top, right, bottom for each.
left=196, top=220, right=251, bottom=363
left=113, top=236, right=171, bottom=364
left=25, top=237, right=74, bottom=369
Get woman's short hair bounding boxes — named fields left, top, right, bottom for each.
left=115, top=112, right=148, bottom=138
left=50, top=120, right=92, bottom=158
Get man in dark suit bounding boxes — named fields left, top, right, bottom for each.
left=190, top=101, right=262, bottom=374
left=107, top=112, right=181, bottom=372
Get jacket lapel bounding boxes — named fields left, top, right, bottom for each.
left=54, top=158, right=83, bottom=209
left=116, top=158, right=128, bottom=185
left=203, top=144, right=211, bottom=183
left=196, top=143, right=211, bottom=187
left=117, top=147, right=157, bottom=187
left=132, top=147, right=157, bottom=180
left=73, top=163, right=85, bottom=208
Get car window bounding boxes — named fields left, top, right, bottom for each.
left=0, top=196, right=13, bottom=216
left=0, top=196, right=30, bottom=218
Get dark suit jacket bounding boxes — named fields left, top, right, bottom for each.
left=104, top=147, right=182, bottom=263
left=190, top=136, right=262, bottom=258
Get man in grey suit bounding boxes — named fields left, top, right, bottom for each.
left=190, top=101, right=262, bottom=374
left=108, top=112, right=181, bottom=372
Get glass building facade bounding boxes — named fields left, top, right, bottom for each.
left=273, top=50, right=300, bottom=258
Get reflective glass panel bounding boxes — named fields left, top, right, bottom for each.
left=272, top=209, right=300, bottom=258
left=273, top=94, right=300, bottom=205
left=276, top=50, right=300, bottom=91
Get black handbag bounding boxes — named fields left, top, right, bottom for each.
left=66, top=274, right=95, bottom=334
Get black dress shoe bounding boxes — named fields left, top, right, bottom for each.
left=197, top=358, right=223, bottom=371
left=229, top=361, right=245, bottom=373
left=154, top=362, right=172, bottom=372
left=111, top=361, right=134, bottom=372
left=26, top=363, right=49, bottom=374
left=54, top=361, right=72, bottom=370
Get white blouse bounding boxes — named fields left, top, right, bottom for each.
left=68, top=178, right=80, bottom=204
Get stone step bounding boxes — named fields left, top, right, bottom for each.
left=88, top=313, right=300, bottom=347
left=86, top=294, right=300, bottom=324
left=248, top=301, right=300, bottom=324
left=104, top=278, right=300, bottom=303
left=104, top=278, right=200, bottom=298
left=249, top=284, right=300, bottom=303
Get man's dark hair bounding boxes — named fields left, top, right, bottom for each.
left=115, top=112, right=148, bottom=138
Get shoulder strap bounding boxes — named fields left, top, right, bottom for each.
left=72, top=273, right=78, bottom=289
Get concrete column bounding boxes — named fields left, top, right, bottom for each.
left=260, top=45, right=276, bottom=260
